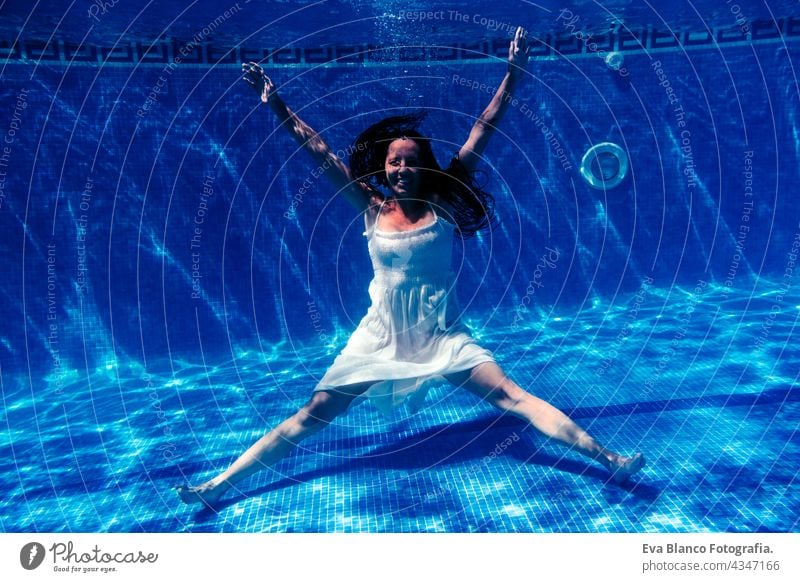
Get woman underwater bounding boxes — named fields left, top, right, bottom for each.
left=178, top=27, right=644, bottom=506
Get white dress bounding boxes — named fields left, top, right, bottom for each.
left=313, top=200, right=496, bottom=415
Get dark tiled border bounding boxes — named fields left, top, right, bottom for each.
left=1, top=17, right=798, bottom=66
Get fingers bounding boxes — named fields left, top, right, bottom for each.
left=241, top=71, right=258, bottom=86
left=507, top=27, right=530, bottom=71
left=241, top=61, right=264, bottom=74
left=511, top=26, right=530, bottom=61
left=241, top=62, right=271, bottom=80
left=516, top=27, right=528, bottom=48
left=241, top=61, right=274, bottom=102
left=241, top=62, right=264, bottom=84
left=510, top=27, right=528, bottom=53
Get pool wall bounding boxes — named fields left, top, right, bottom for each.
left=0, top=34, right=798, bottom=379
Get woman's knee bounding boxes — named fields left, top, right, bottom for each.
left=299, top=390, right=351, bottom=426
left=482, top=380, right=526, bottom=410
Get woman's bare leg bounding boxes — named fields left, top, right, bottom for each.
left=444, top=362, right=645, bottom=483
left=177, top=381, right=373, bottom=505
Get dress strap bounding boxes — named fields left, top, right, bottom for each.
left=363, top=197, right=388, bottom=237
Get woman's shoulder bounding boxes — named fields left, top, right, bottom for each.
left=365, top=192, right=384, bottom=215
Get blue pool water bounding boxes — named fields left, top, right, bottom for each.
left=1, top=0, right=799, bottom=533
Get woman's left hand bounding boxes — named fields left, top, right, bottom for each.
left=508, top=26, right=530, bottom=73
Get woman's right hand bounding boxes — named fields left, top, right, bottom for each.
left=241, top=61, right=275, bottom=104
left=507, top=26, right=530, bottom=74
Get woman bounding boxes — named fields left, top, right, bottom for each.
left=177, top=27, right=644, bottom=506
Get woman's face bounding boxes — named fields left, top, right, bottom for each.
left=385, top=138, right=422, bottom=198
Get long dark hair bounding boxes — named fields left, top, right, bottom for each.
left=349, top=112, right=496, bottom=238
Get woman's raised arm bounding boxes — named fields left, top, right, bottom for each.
left=457, top=27, right=530, bottom=172
left=242, top=62, right=373, bottom=212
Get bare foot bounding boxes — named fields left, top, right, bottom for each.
left=175, top=479, right=229, bottom=506
left=609, top=452, right=646, bottom=484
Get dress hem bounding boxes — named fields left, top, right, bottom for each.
left=312, top=354, right=496, bottom=393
